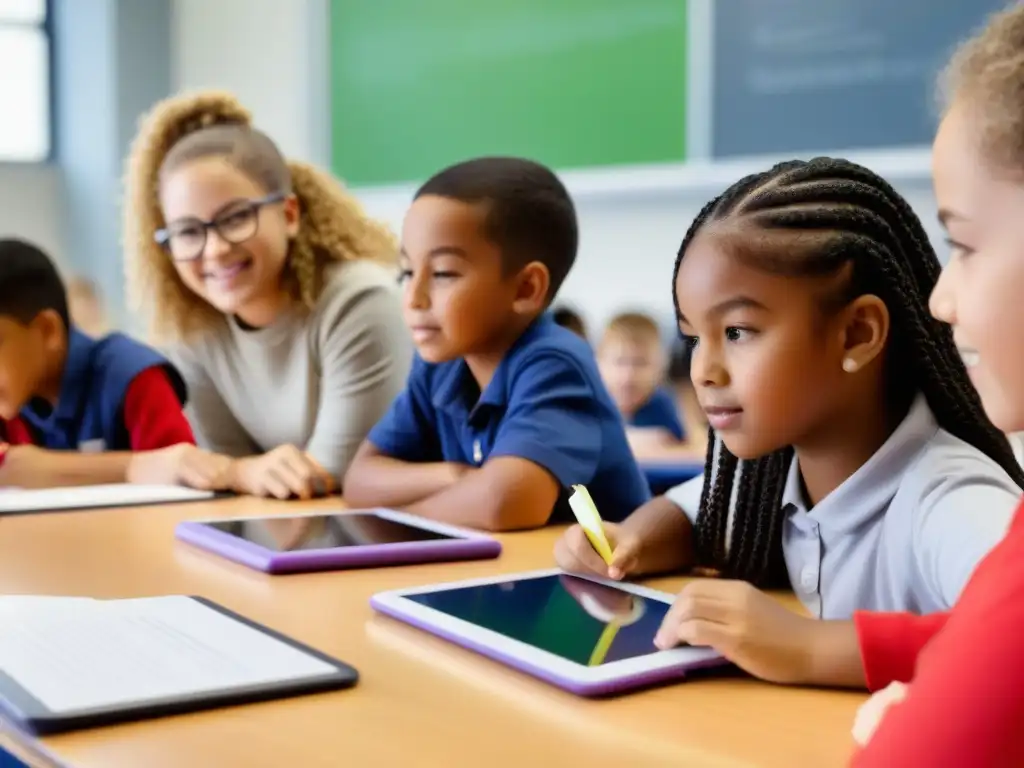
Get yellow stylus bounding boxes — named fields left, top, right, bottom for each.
left=569, top=484, right=614, bottom=566
left=587, top=620, right=621, bottom=666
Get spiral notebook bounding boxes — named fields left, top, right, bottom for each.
left=0, top=595, right=358, bottom=735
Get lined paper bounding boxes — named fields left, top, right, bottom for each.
left=0, top=596, right=335, bottom=714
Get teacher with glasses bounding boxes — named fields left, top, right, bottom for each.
left=123, top=90, right=410, bottom=499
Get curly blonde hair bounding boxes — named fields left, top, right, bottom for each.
left=123, top=90, right=397, bottom=342
left=941, top=4, right=1024, bottom=174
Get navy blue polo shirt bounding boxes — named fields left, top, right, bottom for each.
left=19, top=327, right=186, bottom=451
left=367, top=316, right=651, bottom=523
left=630, top=387, right=686, bottom=441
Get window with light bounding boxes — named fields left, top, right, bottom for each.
left=0, top=0, right=50, bottom=162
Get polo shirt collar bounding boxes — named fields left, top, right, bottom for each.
left=783, top=393, right=938, bottom=535
left=430, top=361, right=479, bottom=417
left=22, top=327, right=94, bottom=430
left=430, top=315, right=554, bottom=416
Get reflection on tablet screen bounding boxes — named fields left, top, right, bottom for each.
left=206, top=514, right=453, bottom=552
left=406, top=574, right=670, bottom=665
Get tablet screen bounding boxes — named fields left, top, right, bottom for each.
left=406, top=574, right=670, bottom=666
left=205, top=514, right=454, bottom=552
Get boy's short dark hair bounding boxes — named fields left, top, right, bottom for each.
left=415, top=157, right=578, bottom=301
left=0, top=238, right=70, bottom=330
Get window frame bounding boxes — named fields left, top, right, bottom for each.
left=0, top=0, right=54, bottom=164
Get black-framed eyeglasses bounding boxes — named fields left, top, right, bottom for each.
left=154, top=191, right=288, bottom=262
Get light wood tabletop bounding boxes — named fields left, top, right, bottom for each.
left=0, top=498, right=866, bottom=767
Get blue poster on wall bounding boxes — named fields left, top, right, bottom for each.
left=711, top=0, right=1007, bottom=158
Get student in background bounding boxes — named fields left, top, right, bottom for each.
left=555, top=157, right=1023, bottom=688
left=551, top=304, right=588, bottom=340
left=124, top=91, right=411, bottom=500
left=66, top=276, right=109, bottom=337
left=344, top=157, right=650, bottom=530
left=596, top=311, right=688, bottom=456
left=0, top=238, right=226, bottom=489
left=852, top=6, right=1024, bottom=763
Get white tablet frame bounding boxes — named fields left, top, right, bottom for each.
left=370, top=568, right=724, bottom=689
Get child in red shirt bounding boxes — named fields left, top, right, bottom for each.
left=849, top=6, right=1024, bottom=763
left=0, top=238, right=229, bottom=490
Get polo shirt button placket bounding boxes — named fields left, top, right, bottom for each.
left=472, top=439, right=483, bottom=465
left=800, top=525, right=823, bottom=616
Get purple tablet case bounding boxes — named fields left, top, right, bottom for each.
left=175, top=510, right=501, bottom=574
left=370, top=584, right=727, bottom=697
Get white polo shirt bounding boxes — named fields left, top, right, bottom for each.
left=665, top=394, right=1019, bottom=619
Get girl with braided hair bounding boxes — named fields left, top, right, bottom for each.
left=124, top=91, right=411, bottom=499
left=556, top=156, right=1023, bottom=687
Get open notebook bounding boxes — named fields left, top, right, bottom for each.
left=0, top=595, right=358, bottom=734
left=0, top=484, right=217, bottom=514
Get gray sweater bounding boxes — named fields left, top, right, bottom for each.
left=169, top=260, right=411, bottom=479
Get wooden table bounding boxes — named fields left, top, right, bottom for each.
left=0, top=498, right=866, bottom=767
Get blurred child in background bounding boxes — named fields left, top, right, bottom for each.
left=597, top=311, right=691, bottom=457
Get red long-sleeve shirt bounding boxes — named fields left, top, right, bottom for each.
left=0, top=367, right=195, bottom=459
left=851, top=499, right=1024, bottom=766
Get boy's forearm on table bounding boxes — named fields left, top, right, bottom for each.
left=403, top=459, right=550, bottom=532
left=344, top=456, right=466, bottom=508
left=403, top=475, right=535, bottom=532
left=0, top=449, right=132, bottom=488
left=46, top=451, right=133, bottom=486
left=404, top=486, right=501, bottom=531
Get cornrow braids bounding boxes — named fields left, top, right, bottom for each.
left=674, top=157, right=1024, bottom=588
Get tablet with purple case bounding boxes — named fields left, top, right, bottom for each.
left=175, top=509, right=501, bottom=573
left=370, top=569, right=727, bottom=696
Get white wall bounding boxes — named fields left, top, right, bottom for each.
left=0, top=164, right=66, bottom=268
left=171, top=0, right=327, bottom=163
left=0, top=3, right=946, bottom=335
left=170, top=0, right=945, bottom=338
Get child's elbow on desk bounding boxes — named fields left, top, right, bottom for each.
left=473, top=494, right=551, bottom=533
left=340, top=450, right=392, bottom=507
left=341, top=442, right=468, bottom=509
left=462, top=457, right=558, bottom=532
left=343, top=445, right=556, bottom=532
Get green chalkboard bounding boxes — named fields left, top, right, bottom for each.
left=329, top=0, right=688, bottom=187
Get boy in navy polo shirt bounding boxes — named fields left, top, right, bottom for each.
left=0, top=239, right=228, bottom=489
left=344, top=157, right=650, bottom=530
